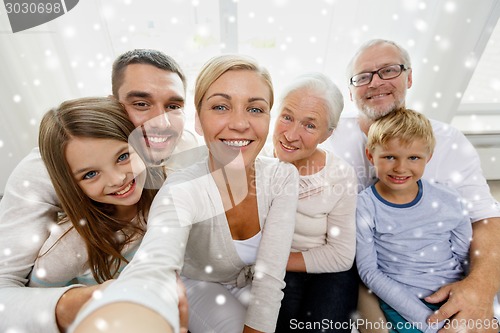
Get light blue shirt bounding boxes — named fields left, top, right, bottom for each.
left=356, top=179, right=472, bottom=332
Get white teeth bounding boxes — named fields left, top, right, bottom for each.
left=114, top=182, right=132, bottom=195
left=148, top=136, right=168, bottom=143
left=223, top=140, right=251, bottom=147
left=281, top=142, right=297, bottom=150
left=369, top=93, right=389, bottom=99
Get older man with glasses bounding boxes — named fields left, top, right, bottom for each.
left=323, top=39, right=500, bottom=333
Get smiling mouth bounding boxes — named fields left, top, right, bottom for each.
left=222, top=139, right=252, bottom=147
left=367, top=92, right=391, bottom=99
left=389, top=175, right=411, bottom=183
left=147, top=136, right=170, bottom=143
left=280, top=141, right=298, bottom=151
left=112, top=179, right=135, bottom=196
left=144, top=134, right=173, bottom=147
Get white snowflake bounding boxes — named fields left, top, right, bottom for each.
left=329, top=226, right=340, bottom=237
left=450, top=171, right=463, bottom=184
left=92, top=290, right=104, bottom=300
left=35, top=310, right=51, bottom=326
left=36, top=268, right=47, bottom=278
left=95, top=318, right=109, bottom=330
left=444, top=1, right=457, bottom=13
left=215, top=294, right=226, bottom=305
left=64, top=26, right=76, bottom=38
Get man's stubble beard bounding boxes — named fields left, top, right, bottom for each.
left=358, top=90, right=407, bottom=121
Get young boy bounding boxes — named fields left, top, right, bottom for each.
left=355, top=108, right=472, bottom=333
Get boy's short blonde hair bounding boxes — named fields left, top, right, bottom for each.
left=366, top=108, right=436, bottom=153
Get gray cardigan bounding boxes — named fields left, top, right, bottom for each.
left=72, top=156, right=299, bottom=333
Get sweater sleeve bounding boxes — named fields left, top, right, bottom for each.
left=355, top=193, right=440, bottom=333
left=70, top=169, right=198, bottom=333
left=302, top=161, right=357, bottom=273
left=0, top=148, right=76, bottom=333
left=244, top=161, right=299, bottom=332
left=449, top=203, right=473, bottom=268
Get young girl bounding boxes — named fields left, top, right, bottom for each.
left=30, top=97, right=157, bottom=288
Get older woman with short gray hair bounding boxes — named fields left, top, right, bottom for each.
left=272, top=72, right=358, bottom=333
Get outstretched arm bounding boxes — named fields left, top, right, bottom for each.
left=72, top=302, right=174, bottom=333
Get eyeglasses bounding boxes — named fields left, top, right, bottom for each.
left=350, top=64, right=408, bottom=87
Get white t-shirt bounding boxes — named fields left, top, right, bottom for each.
left=321, top=115, right=500, bottom=222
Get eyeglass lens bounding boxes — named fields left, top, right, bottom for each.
left=351, top=64, right=404, bottom=86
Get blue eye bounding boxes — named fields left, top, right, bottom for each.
left=409, top=156, right=420, bottom=161
left=248, top=107, right=263, bottom=113
left=305, top=123, right=316, bottom=130
left=83, top=171, right=97, bottom=180
left=213, top=105, right=227, bottom=111
left=118, top=152, right=129, bottom=162
left=384, top=156, right=395, bottom=160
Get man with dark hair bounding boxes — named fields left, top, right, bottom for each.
left=0, top=49, right=197, bottom=333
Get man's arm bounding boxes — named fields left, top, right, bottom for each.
left=0, top=148, right=70, bottom=332
left=424, top=123, right=500, bottom=332
left=426, top=217, right=500, bottom=333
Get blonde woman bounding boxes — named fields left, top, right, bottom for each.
left=71, top=55, right=299, bottom=333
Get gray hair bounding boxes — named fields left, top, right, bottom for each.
left=278, top=72, right=344, bottom=130
left=346, top=39, right=412, bottom=83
